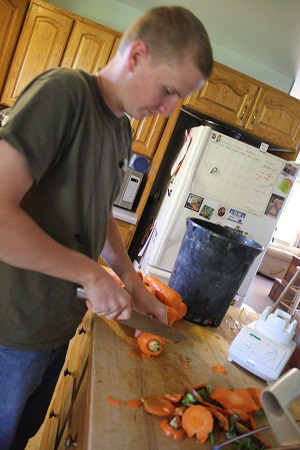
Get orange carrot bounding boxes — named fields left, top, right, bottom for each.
left=107, top=395, right=122, bottom=406
left=210, top=387, right=259, bottom=413
left=181, top=405, right=213, bottom=443
left=193, top=382, right=209, bottom=390
left=160, top=418, right=186, bottom=441
left=211, top=365, right=228, bottom=375
left=176, top=302, right=187, bottom=320
left=204, top=404, right=229, bottom=430
left=174, top=406, right=186, bottom=416
left=125, top=398, right=143, bottom=408
left=235, top=421, right=271, bottom=449
left=104, top=267, right=125, bottom=287
left=135, top=270, right=143, bottom=280
left=143, top=275, right=182, bottom=309
left=165, top=393, right=183, bottom=404
left=166, top=305, right=178, bottom=326
left=136, top=332, right=165, bottom=356
left=142, top=396, right=175, bottom=416
left=222, top=407, right=250, bottom=423
left=145, top=285, right=156, bottom=295
left=246, top=387, right=262, bottom=408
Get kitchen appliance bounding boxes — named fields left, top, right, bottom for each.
left=129, top=153, right=150, bottom=173
left=260, top=368, right=300, bottom=446
left=113, top=167, right=143, bottom=210
left=132, top=107, right=299, bottom=306
left=77, top=288, right=186, bottom=341
left=228, top=306, right=297, bottom=382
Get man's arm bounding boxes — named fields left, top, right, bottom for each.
left=100, top=214, right=167, bottom=324
left=0, top=140, right=131, bottom=320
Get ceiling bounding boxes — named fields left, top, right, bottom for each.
left=117, top=0, right=300, bottom=83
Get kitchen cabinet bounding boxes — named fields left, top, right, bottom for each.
left=38, top=311, right=92, bottom=449
left=130, top=114, right=167, bottom=158
left=60, top=20, right=117, bottom=74
left=0, top=0, right=29, bottom=95
left=185, top=62, right=260, bottom=128
left=116, top=218, right=135, bottom=249
left=0, top=0, right=120, bottom=106
left=184, top=61, right=300, bottom=153
left=1, top=0, right=73, bottom=105
left=243, top=87, right=300, bottom=151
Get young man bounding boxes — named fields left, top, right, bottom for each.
left=0, top=6, right=212, bottom=449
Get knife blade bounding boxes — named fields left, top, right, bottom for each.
left=119, top=309, right=187, bottom=342
left=77, top=288, right=187, bottom=342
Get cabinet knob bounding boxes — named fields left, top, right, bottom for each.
left=64, top=368, right=71, bottom=377
left=49, top=410, right=56, bottom=418
left=65, top=434, right=77, bottom=447
left=251, top=109, right=259, bottom=125
left=78, top=326, right=86, bottom=335
left=239, top=104, right=248, bottom=120
left=131, top=127, right=135, bottom=134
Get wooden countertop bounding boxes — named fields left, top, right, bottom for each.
left=86, top=307, right=277, bottom=449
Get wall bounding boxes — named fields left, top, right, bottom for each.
left=49, top=0, right=292, bottom=93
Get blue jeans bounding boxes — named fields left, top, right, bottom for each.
left=0, top=343, right=68, bottom=450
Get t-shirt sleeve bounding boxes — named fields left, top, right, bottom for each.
left=0, top=69, right=77, bottom=183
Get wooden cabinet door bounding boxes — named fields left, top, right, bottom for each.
left=244, top=87, right=300, bottom=151
left=184, top=62, right=259, bottom=128
left=116, top=218, right=135, bottom=249
left=131, top=115, right=167, bottom=158
left=60, top=20, right=116, bottom=74
left=0, top=0, right=29, bottom=95
left=0, top=0, right=73, bottom=106
left=108, top=35, right=121, bottom=61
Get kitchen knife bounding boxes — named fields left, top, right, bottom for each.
left=77, top=288, right=187, bottom=342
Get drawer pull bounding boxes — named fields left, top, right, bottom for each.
left=64, top=368, right=71, bottom=377
left=65, top=434, right=77, bottom=447
left=239, top=104, right=248, bottom=120
left=251, top=109, right=259, bottom=125
left=78, top=326, right=86, bottom=335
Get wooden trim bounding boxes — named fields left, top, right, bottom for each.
left=135, top=101, right=183, bottom=222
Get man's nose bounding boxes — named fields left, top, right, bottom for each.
left=158, top=97, right=179, bottom=117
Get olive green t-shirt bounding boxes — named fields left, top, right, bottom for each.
left=0, top=68, right=131, bottom=350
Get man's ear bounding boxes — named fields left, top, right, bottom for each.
left=127, top=41, right=149, bottom=72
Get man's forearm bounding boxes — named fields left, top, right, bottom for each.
left=0, top=203, right=102, bottom=288
left=100, top=215, right=139, bottom=289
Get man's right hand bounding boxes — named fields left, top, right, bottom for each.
left=83, top=270, right=132, bottom=321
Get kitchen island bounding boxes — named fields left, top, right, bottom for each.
left=30, top=306, right=297, bottom=449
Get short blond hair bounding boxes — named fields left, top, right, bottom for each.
left=119, top=6, right=213, bottom=79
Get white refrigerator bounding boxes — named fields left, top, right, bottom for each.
left=138, top=124, right=298, bottom=305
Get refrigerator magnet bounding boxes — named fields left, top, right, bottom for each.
left=199, top=204, right=214, bottom=219
left=278, top=177, right=293, bottom=194
left=282, top=162, right=298, bottom=178
left=265, top=194, right=284, bottom=218
left=215, top=205, right=228, bottom=218
left=227, top=208, right=246, bottom=224
left=184, top=193, right=204, bottom=212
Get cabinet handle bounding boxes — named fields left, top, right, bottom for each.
left=78, top=326, right=86, bottom=335
left=251, top=109, right=259, bottom=125
left=239, top=104, right=248, bottom=120
left=65, top=434, right=77, bottom=447
left=131, top=127, right=135, bottom=134
left=64, top=368, right=71, bottom=377
left=49, top=410, right=56, bottom=418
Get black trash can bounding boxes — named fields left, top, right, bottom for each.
left=169, top=218, right=263, bottom=326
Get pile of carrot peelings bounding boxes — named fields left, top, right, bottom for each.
left=108, top=383, right=269, bottom=448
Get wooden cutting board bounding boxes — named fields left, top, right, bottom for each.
left=86, top=306, right=277, bottom=449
